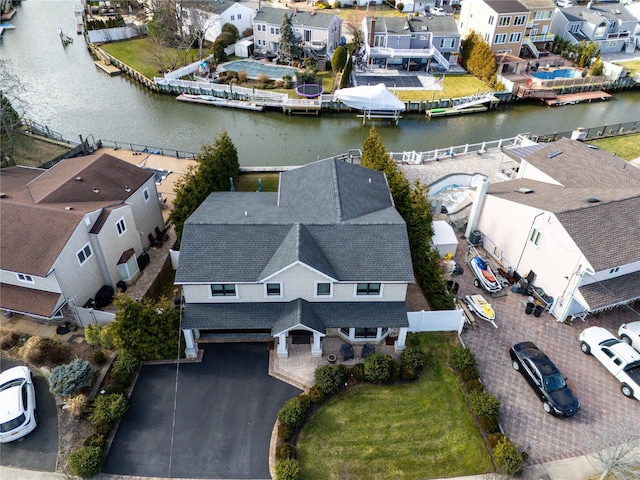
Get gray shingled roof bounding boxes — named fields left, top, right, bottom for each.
left=561, top=5, right=636, bottom=23
left=486, top=0, right=529, bottom=13
left=181, top=300, right=409, bottom=332
left=254, top=6, right=337, bottom=28
left=578, top=271, right=640, bottom=311
left=176, top=159, right=413, bottom=283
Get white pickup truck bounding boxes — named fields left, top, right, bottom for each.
left=579, top=326, right=640, bottom=400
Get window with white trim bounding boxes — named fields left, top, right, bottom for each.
left=529, top=227, right=542, bottom=247
left=316, top=282, right=332, bottom=297
left=116, top=218, right=126, bottom=237
left=356, top=283, right=381, bottom=296
left=231, top=15, right=235, bottom=20
left=16, top=273, right=34, bottom=283
left=509, top=32, right=522, bottom=43
left=395, top=37, right=402, bottom=45
left=211, top=284, right=237, bottom=296
left=488, top=15, right=495, bottom=25
left=569, top=23, right=580, bottom=33
left=143, top=188, right=150, bottom=201
left=494, top=33, right=507, bottom=44
left=609, top=267, right=620, bottom=274
left=514, top=15, right=527, bottom=26
left=265, top=282, right=282, bottom=297
left=238, top=14, right=241, bottom=19
left=77, top=243, right=93, bottom=265
left=498, top=16, right=511, bottom=27
left=484, top=32, right=490, bottom=42
left=440, top=38, right=456, bottom=48
left=534, top=10, right=552, bottom=20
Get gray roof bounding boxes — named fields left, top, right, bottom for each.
left=578, top=271, right=640, bottom=311
left=369, top=16, right=458, bottom=36
left=181, top=300, right=409, bottom=332
left=254, top=6, right=338, bottom=28
left=485, top=0, right=529, bottom=13
left=561, top=5, right=636, bottom=23
left=176, top=158, right=413, bottom=284
left=517, top=0, right=556, bottom=10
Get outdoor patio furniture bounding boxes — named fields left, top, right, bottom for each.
left=361, top=343, right=375, bottom=359
left=341, top=343, right=354, bottom=361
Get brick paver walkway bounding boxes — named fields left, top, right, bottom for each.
left=454, top=245, right=640, bottom=465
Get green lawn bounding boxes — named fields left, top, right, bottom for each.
left=588, top=132, right=640, bottom=161
left=614, top=60, right=640, bottom=76
left=2, top=132, right=71, bottom=168
left=392, top=75, right=492, bottom=102
left=236, top=172, right=279, bottom=192
left=296, top=332, right=494, bottom=480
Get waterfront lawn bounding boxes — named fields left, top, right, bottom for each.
left=236, top=173, right=279, bottom=192
left=101, top=38, right=200, bottom=79
left=6, top=132, right=71, bottom=168
left=614, top=60, right=640, bottom=76
left=392, top=75, right=492, bottom=102
left=296, top=332, right=494, bottom=480
left=588, top=132, right=640, bottom=161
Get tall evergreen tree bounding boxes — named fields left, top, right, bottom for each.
left=278, top=13, right=298, bottom=64
left=467, top=39, right=496, bottom=83
left=460, top=31, right=480, bottom=69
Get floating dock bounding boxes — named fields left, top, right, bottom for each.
left=543, top=90, right=611, bottom=106
left=427, top=105, right=488, bottom=118
left=94, top=60, right=121, bottom=76
left=177, top=93, right=264, bottom=111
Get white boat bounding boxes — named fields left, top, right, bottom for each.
left=465, top=294, right=496, bottom=325
left=469, top=256, right=502, bottom=293
left=333, top=84, right=406, bottom=112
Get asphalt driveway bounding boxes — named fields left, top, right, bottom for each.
left=103, top=343, right=301, bottom=479
left=0, top=356, right=58, bottom=471
left=454, top=250, right=640, bottom=464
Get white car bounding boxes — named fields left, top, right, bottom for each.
left=430, top=6, right=446, bottom=16
left=556, top=0, right=573, bottom=6
left=0, top=366, right=38, bottom=443
left=619, top=321, right=640, bottom=353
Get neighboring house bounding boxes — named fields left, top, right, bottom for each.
left=175, top=159, right=415, bottom=359
left=0, top=153, right=165, bottom=320
left=549, top=3, right=638, bottom=54
left=517, top=0, right=557, bottom=57
left=252, top=7, right=342, bottom=59
left=181, top=0, right=255, bottom=44
left=459, top=0, right=531, bottom=55
left=470, top=138, right=640, bottom=323
left=361, top=15, right=458, bottom=71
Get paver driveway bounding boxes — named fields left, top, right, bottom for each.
left=103, top=343, right=301, bottom=479
left=455, top=249, right=640, bottom=464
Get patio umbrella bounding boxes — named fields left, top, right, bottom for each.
left=257, top=178, right=262, bottom=192
left=229, top=177, right=235, bottom=192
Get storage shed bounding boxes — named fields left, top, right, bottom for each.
left=432, top=220, right=459, bottom=258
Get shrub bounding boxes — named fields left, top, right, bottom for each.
left=19, top=336, right=71, bottom=366
left=478, top=414, right=500, bottom=434
left=314, top=364, right=348, bottom=395
left=333, top=0, right=340, bottom=7
left=350, top=363, right=365, bottom=382
left=401, top=346, right=426, bottom=371
left=90, top=393, right=128, bottom=425
left=450, top=346, right=476, bottom=370
left=465, top=379, right=484, bottom=394
left=99, top=324, right=116, bottom=349
left=276, top=442, right=297, bottom=460
left=315, top=0, right=330, bottom=9
left=65, top=394, right=88, bottom=417
left=92, top=350, right=106, bottom=365
left=68, top=446, right=105, bottom=478
left=297, top=394, right=311, bottom=411
left=106, top=371, right=132, bottom=396
left=93, top=421, right=111, bottom=437
left=278, top=422, right=294, bottom=441
left=277, top=396, right=309, bottom=429
left=238, top=70, right=248, bottom=82
left=400, top=363, right=417, bottom=381
left=84, top=432, right=106, bottom=448
left=364, top=353, right=391, bottom=383
left=389, top=360, right=401, bottom=380
left=468, top=390, right=500, bottom=418
left=113, top=351, right=139, bottom=375
left=258, top=73, right=269, bottom=85
left=493, top=437, right=525, bottom=476
left=275, top=458, right=301, bottom=480
left=0, top=332, right=20, bottom=350
left=397, top=2, right=404, bottom=10
left=49, top=359, right=94, bottom=397
left=488, top=432, right=506, bottom=450
left=308, top=385, right=325, bottom=404
left=84, top=324, right=102, bottom=346
left=460, top=365, right=479, bottom=382
left=331, top=45, right=347, bottom=74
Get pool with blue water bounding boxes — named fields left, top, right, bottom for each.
left=532, top=68, right=580, bottom=80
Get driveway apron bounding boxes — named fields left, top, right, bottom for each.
left=103, top=343, right=301, bottom=479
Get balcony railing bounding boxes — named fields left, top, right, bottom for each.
left=607, top=31, right=630, bottom=39
left=527, top=33, right=555, bottom=43
left=369, top=46, right=436, bottom=58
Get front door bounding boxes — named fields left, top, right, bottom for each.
left=290, top=330, right=312, bottom=344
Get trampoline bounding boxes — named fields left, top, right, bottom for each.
left=221, top=60, right=300, bottom=81
left=295, top=84, right=324, bottom=98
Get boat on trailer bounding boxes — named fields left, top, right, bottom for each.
left=469, top=256, right=502, bottom=293
left=465, top=294, right=497, bottom=328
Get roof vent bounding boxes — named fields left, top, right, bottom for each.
left=368, top=178, right=372, bottom=183
left=244, top=211, right=248, bottom=217
left=93, top=187, right=100, bottom=194
left=547, top=150, right=562, bottom=159
left=586, top=197, right=600, bottom=203
left=0, top=193, right=7, bottom=198
left=65, top=206, right=74, bottom=210
left=124, top=186, right=131, bottom=192
left=515, top=187, right=534, bottom=194
left=75, top=176, right=83, bottom=181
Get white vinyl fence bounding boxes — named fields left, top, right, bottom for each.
left=73, top=306, right=115, bottom=327
left=407, top=309, right=465, bottom=334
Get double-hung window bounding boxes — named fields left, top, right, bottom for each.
left=529, top=228, right=542, bottom=247
left=116, top=218, right=126, bottom=236
left=509, top=32, right=522, bottom=43
left=211, top=284, right=237, bottom=296
left=77, top=243, right=93, bottom=265
left=498, top=16, right=511, bottom=27
left=514, top=15, right=527, bottom=26
left=356, top=283, right=381, bottom=296
left=265, top=282, right=282, bottom=297
left=494, top=33, right=507, bottom=44
left=16, top=273, right=34, bottom=283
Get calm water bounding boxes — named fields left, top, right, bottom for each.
left=2, top=0, right=639, bottom=166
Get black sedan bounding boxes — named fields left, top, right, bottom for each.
left=509, top=342, right=580, bottom=417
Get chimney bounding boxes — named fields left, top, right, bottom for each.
left=587, top=1, right=593, bottom=8
left=369, top=17, right=376, bottom=47
left=465, top=176, right=489, bottom=240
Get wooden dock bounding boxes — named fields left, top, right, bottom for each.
left=176, top=93, right=264, bottom=111
left=94, top=60, right=121, bottom=76
left=543, top=90, right=611, bottom=106
left=282, top=98, right=321, bottom=115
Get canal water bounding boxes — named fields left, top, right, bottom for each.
left=2, top=0, right=639, bottom=166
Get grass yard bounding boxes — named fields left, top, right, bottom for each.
left=614, top=60, right=640, bottom=76
left=392, top=75, right=492, bottom=102
left=588, top=132, right=640, bottom=161
left=296, top=332, right=494, bottom=480
left=236, top=172, right=279, bottom=192
left=2, top=132, right=72, bottom=168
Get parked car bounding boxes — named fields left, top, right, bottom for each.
left=556, top=0, right=573, bottom=6
left=0, top=366, right=38, bottom=443
left=509, top=342, right=580, bottom=416
left=430, top=6, right=446, bottom=15
left=619, top=321, right=640, bottom=353
left=579, top=326, right=640, bottom=400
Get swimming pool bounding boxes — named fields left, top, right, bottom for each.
left=221, top=60, right=300, bottom=81
left=532, top=68, right=580, bottom=80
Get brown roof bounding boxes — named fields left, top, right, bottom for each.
left=0, top=283, right=64, bottom=318
left=579, top=271, right=640, bottom=312
left=90, top=204, right=127, bottom=234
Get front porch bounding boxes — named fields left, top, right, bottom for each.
left=269, top=335, right=401, bottom=390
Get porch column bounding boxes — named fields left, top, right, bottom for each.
left=394, top=327, right=408, bottom=353
left=311, top=333, right=322, bottom=358
left=277, top=333, right=289, bottom=359
left=183, top=328, right=199, bottom=359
